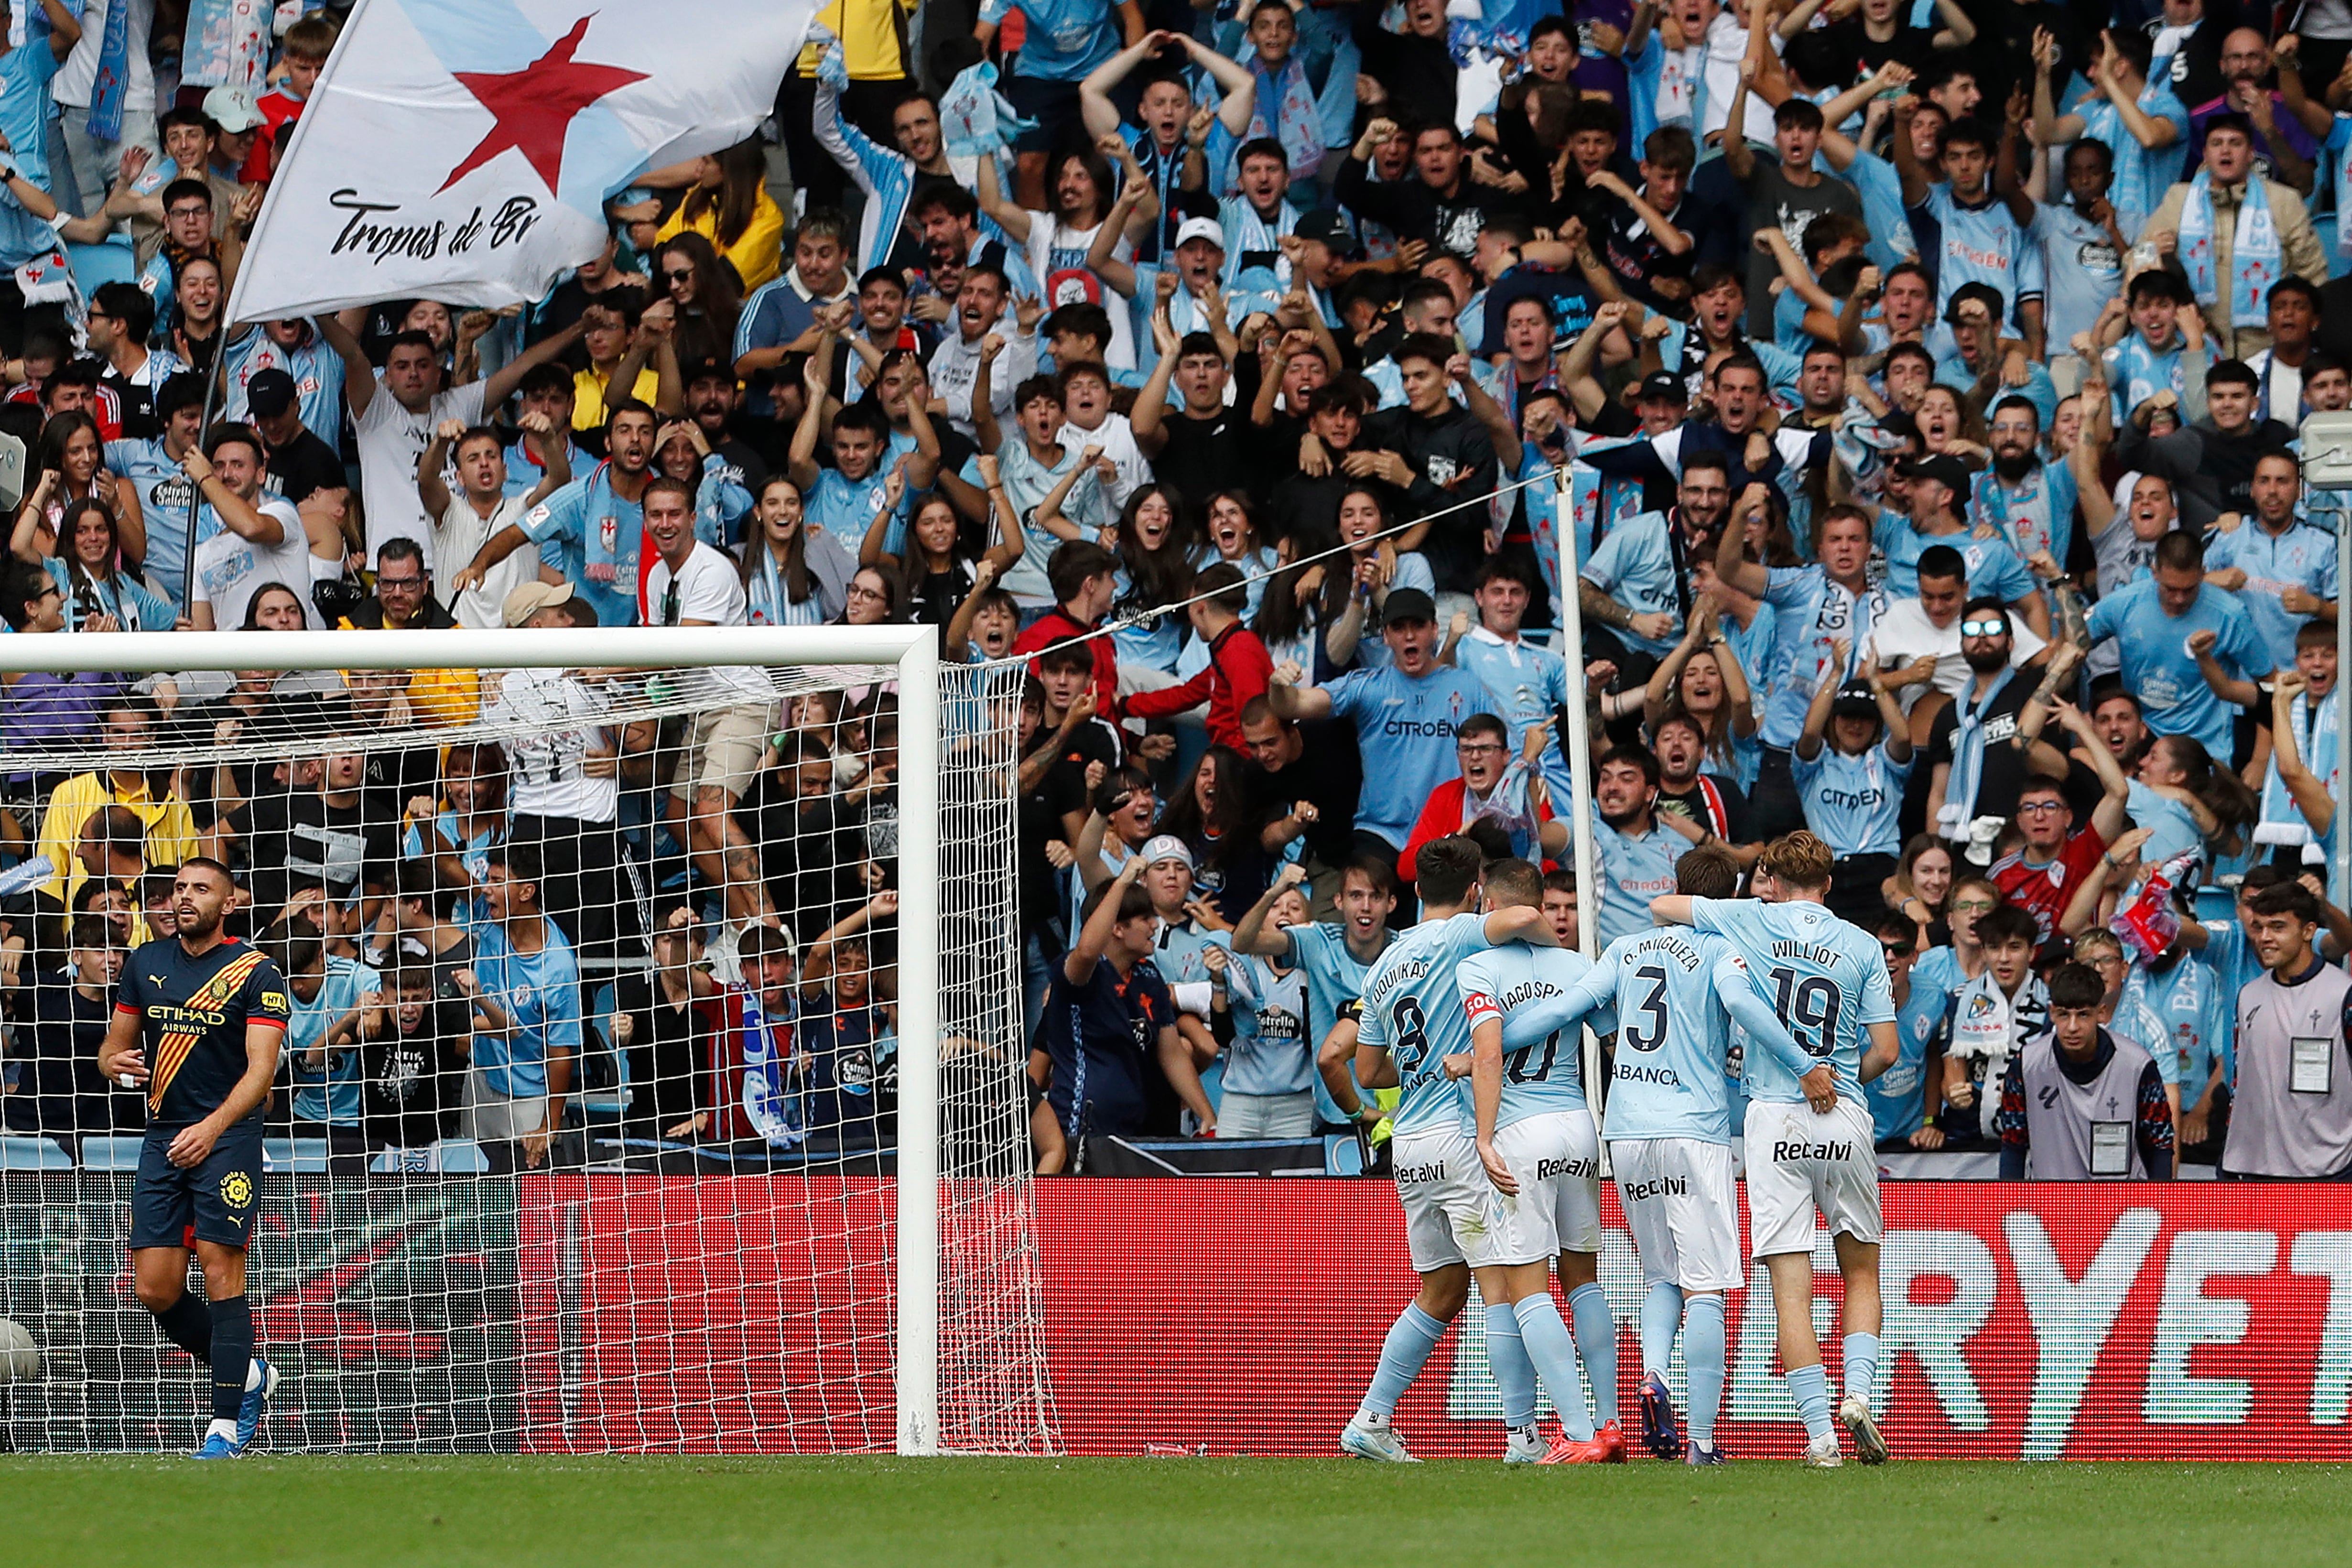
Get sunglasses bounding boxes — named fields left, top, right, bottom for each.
left=1959, top=618, right=2007, bottom=637
left=1880, top=941, right=1915, bottom=957
left=663, top=269, right=694, bottom=282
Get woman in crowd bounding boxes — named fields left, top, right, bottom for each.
left=1321, top=487, right=1431, bottom=672
left=170, top=256, right=226, bottom=377
left=653, top=419, right=754, bottom=547
left=403, top=741, right=511, bottom=929
left=1087, top=483, right=1196, bottom=682
left=652, top=232, right=745, bottom=369
left=1197, top=492, right=1281, bottom=620
left=860, top=455, right=1020, bottom=634
left=1884, top=833, right=1955, bottom=951
left=13, top=413, right=146, bottom=565
left=652, top=137, right=786, bottom=292
left=739, top=476, right=851, bottom=627
left=1641, top=595, right=1757, bottom=788
left=1154, top=745, right=1274, bottom=923
left=1252, top=532, right=1332, bottom=683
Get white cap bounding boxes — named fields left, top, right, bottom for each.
left=203, top=85, right=267, bottom=134
left=1173, top=216, right=1226, bottom=252
left=1140, top=834, right=1194, bottom=871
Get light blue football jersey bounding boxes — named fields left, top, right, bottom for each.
left=1496, top=927, right=1804, bottom=1145
left=1688, top=897, right=1895, bottom=1104
left=1355, top=912, right=1495, bottom=1138
left=1457, top=944, right=1597, bottom=1128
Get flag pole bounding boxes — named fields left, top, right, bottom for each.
left=1554, top=474, right=1607, bottom=1175
left=180, top=345, right=230, bottom=616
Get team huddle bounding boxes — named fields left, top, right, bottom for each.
left=1341, top=830, right=1896, bottom=1467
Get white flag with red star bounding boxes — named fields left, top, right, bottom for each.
left=225, top=0, right=818, bottom=324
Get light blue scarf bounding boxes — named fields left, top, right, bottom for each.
left=2180, top=166, right=2281, bottom=330
left=736, top=990, right=804, bottom=1149
left=1937, top=666, right=2015, bottom=845
left=88, top=0, right=132, bottom=143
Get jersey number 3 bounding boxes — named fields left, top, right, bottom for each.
left=1618, top=964, right=1670, bottom=1053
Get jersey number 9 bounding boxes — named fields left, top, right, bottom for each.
left=1391, top=996, right=1429, bottom=1072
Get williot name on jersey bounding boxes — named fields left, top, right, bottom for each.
left=1768, top=939, right=1843, bottom=968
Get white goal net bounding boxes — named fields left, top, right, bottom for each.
left=0, top=626, right=1055, bottom=1455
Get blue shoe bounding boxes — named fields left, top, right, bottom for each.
left=192, top=1432, right=242, bottom=1461
left=1638, top=1372, right=1684, bottom=1460
left=236, top=1358, right=279, bottom=1449
left=1685, top=1439, right=1730, bottom=1466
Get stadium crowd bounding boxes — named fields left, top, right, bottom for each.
left=0, top=0, right=2347, bottom=1181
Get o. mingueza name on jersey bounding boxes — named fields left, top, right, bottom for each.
left=1630, top=931, right=1704, bottom=972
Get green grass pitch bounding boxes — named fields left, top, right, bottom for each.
left=2, top=1457, right=2347, bottom=1566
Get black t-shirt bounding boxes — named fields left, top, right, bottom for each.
left=9, top=971, right=141, bottom=1136
left=359, top=1001, right=468, bottom=1148
left=1740, top=162, right=1864, bottom=338
left=1359, top=403, right=1498, bottom=593
left=1926, top=675, right=2096, bottom=828
left=1657, top=773, right=1753, bottom=846
left=1602, top=198, right=1698, bottom=316
left=117, top=936, right=290, bottom=1127
left=1817, top=18, right=1939, bottom=77
left=1154, top=406, right=1248, bottom=515
left=610, top=973, right=705, bottom=1130
left=1241, top=721, right=1364, bottom=870
left=265, top=428, right=347, bottom=507
left=236, top=789, right=400, bottom=918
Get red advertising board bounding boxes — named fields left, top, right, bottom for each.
left=515, top=1176, right=2352, bottom=1459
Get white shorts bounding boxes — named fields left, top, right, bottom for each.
left=1391, top=1127, right=1484, bottom=1273
left=1744, top=1098, right=1884, bottom=1258
left=1610, top=1136, right=1744, bottom=1293
left=1482, top=1110, right=1604, bottom=1265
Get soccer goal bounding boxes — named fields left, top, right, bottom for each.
left=0, top=624, right=1056, bottom=1457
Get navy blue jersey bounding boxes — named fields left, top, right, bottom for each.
left=1041, top=958, right=1175, bottom=1139
left=115, top=937, right=290, bottom=1128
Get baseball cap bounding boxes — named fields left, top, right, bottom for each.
left=1942, top=280, right=2005, bottom=327
left=1294, top=209, right=1353, bottom=247
left=1382, top=586, right=1438, bottom=627
left=501, top=581, right=574, bottom=628
left=1636, top=371, right=1688, bottom=403
left=203, top=86, right=267, bottom=134
left=1173, top=216, right=1226, bottom=251
left=1896, top=453, right=1971, bottom=494
left=244, top=368, right=297, bottom=419
left=1140, top=834, right=1194, bottom=870
left=1832, top=681, right=1881, bottom=721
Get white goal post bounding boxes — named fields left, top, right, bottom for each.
left=0, top=624, right=1046, bottom=1457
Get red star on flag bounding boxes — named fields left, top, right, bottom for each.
left=438, top=13, right=648, bottom=195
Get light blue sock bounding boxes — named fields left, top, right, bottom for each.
left=1568, top=1283, right=1618, bottom=1428
left=1639, top=1279, right=1685, bottom=1381
left=1359, top=1304, right=1448, bottom=1422
left=1484, top=1302, right=1539, bottom=1430
left=1787, top=1362, right=1835, bottom=1443
left=1843, top=1332, right=1881, bottom=1407
left=1515, top=1296, right=1594, bottom=1441
left=1682, top=1294, right=1728, bottom=1451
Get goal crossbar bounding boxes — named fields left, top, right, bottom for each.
left=0, top=624, right=952, bottom=1456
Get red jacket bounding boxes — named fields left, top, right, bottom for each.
left=1013, top=609, right=1119, bottom=720
left=1396, top=778, right=1557, bottom=883
left=1121, top=622, right=1272, bottom=750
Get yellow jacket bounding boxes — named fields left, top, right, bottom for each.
left=33, top=770, right=200, bottom=905
left=658, top=186, right=787, bottom=292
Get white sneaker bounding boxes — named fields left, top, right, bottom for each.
left=1839, top=1395, right=1888, bottom=1465
left=1803, top=1433, right=1844, bottom=1468
left=1340, top=1416, right=1421, bottom=1462
left=1503, top=1425, right=1546, bottom=1464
